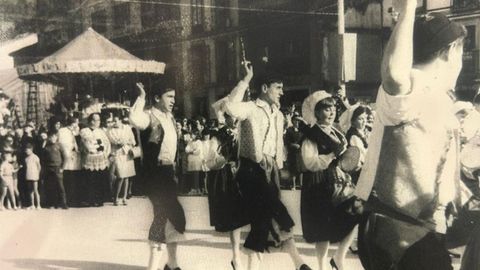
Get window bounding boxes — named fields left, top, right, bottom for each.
left=114, top=3, right=130, bottom=31
left=191, top=44, right=208, bottom=85
left=465, top=25, right=476, bottom=52
left=215, top=4, right=230, bottom=30
left=91, top=10, right=107, bottom=34
left=216, top=40, right=235, bottom=82
left=141, top=1, right=180, bottom=30
left=191, top=0, right=205, bottom=32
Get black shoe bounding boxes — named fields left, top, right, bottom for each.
left=164, top=265, right=181, bottom=270
left=61, top=204, right=69, bottom=210
left=330, top=259, right=338, bottom=270
left=298, top=264, right=312, bottom=270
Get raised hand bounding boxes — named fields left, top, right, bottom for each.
left=242, top=60, right=253, bottom=83
left=136, top=82, right=146, bottom=98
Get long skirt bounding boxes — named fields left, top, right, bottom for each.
left=301, top=170, right=359, bottom=243
left=207, top=164, right=249, bottom=232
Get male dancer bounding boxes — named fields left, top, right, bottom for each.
left=224, top=62, right=311, bottom=270
left=129, top=83, right=185, bottom=270
left=355, top=0, right=466, bottom=269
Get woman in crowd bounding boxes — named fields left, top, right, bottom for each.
left=299, top=91, right=359, bottom=270
left=185, top=131, right=204, bottom=195
left=107, top=111, right=136, bottom=206
left=341, top=105, right=371, bottom=184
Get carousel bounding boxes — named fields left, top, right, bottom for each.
left=16, top=27, right=166, bottom=122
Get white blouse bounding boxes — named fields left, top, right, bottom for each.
left=301, top=138, right=336, bottom=172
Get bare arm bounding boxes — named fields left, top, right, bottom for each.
left=224, top=61, right=254, bottom=120
left=381, top=0, right=417, bottom=96
left=129, top=83, right=151, bottom=130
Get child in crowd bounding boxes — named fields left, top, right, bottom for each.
left=11, top=152, right=22, bottom=208
left=25, top=143, right=42, bottom=209
left=0, top=148, right=17, bottom=210
left=44, top=131, right=67, bottom=209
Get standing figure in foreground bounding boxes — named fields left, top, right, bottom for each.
left=355, top=1, right=466, bottom=269
left=224, top=62, right=311, bottom=270
left=129, top=83, right=185, bottom=270
left=299, top=91, right=359, bottom=270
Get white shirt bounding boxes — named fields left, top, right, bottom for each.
left=355, top=71, right=459, bottom=209
left=57, top=126, right=81, bottom=170
left=129, top=97, right=177, bottom=164
left=257, top=99, right=278, bottom=158
left=301, top=139, right=335, bottom=171
left=462, top=109, right=480, bottom=141
left=151, top=108, right=177, bottom=164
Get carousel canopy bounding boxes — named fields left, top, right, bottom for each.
left=16, top=27, right=165, bottom=80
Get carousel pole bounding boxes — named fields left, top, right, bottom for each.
left=148, top=76, right=152, bottom=106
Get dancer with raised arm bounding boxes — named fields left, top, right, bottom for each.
left=223, top=62, right=312, bottom=270
left=355, top=0, right=466, bottom=269
left=129, top=83, right=185, bottom=270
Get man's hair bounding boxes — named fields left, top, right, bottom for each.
left=47, top=130, right=58, bottom=137
left=65, top=116, right=78, bottom=126
left=24, top=142, right=34, bottom=150
left=413, top=13, right=467, bottom=64
left=152, top=87, right=175, bottom=99
left=252, top=72, right=283, bottom=99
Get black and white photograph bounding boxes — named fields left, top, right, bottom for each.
left=0, top=0, right=479, bottom=269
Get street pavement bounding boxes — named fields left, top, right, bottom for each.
left=0, top=192, right=462, bottom=270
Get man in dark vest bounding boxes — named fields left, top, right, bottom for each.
left=130, top=83, right=185, bottom=270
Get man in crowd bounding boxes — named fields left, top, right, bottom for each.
left=58, top=116, right=81, bottom=207
left=355, top=0, right=466, bottom=269
left=129, top=83, right=185, bottom=270
left=80, top=113, right=111, bottom=207
left=224, top=62, right=311, bottom=270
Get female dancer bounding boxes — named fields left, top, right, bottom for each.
left=299, top=91, right=360, bottom=270
left=205, top=111, right=248, bottom=270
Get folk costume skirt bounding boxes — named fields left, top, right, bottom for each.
left=301, top=170, right=359, bottom=243
left=207, top=164, right=249, bottom=232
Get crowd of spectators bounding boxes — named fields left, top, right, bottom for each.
left=0, top=94, right=375, bottom=210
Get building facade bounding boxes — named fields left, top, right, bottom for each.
left=9, top=0, right=399, bottom=118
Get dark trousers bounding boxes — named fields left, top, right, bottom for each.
left=236, top=158, right=294, bottom=252
left=147, top=165, right=186, bottom=243
left=44, top=167, right=66, bottom=207
left=64, top=170, right=83, bottom=207
left=85, top=169, right=108, bottom=206
left=358, top=213, right=453, bottom=270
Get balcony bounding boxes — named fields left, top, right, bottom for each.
left=453, top=0, right=480, bottom=12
